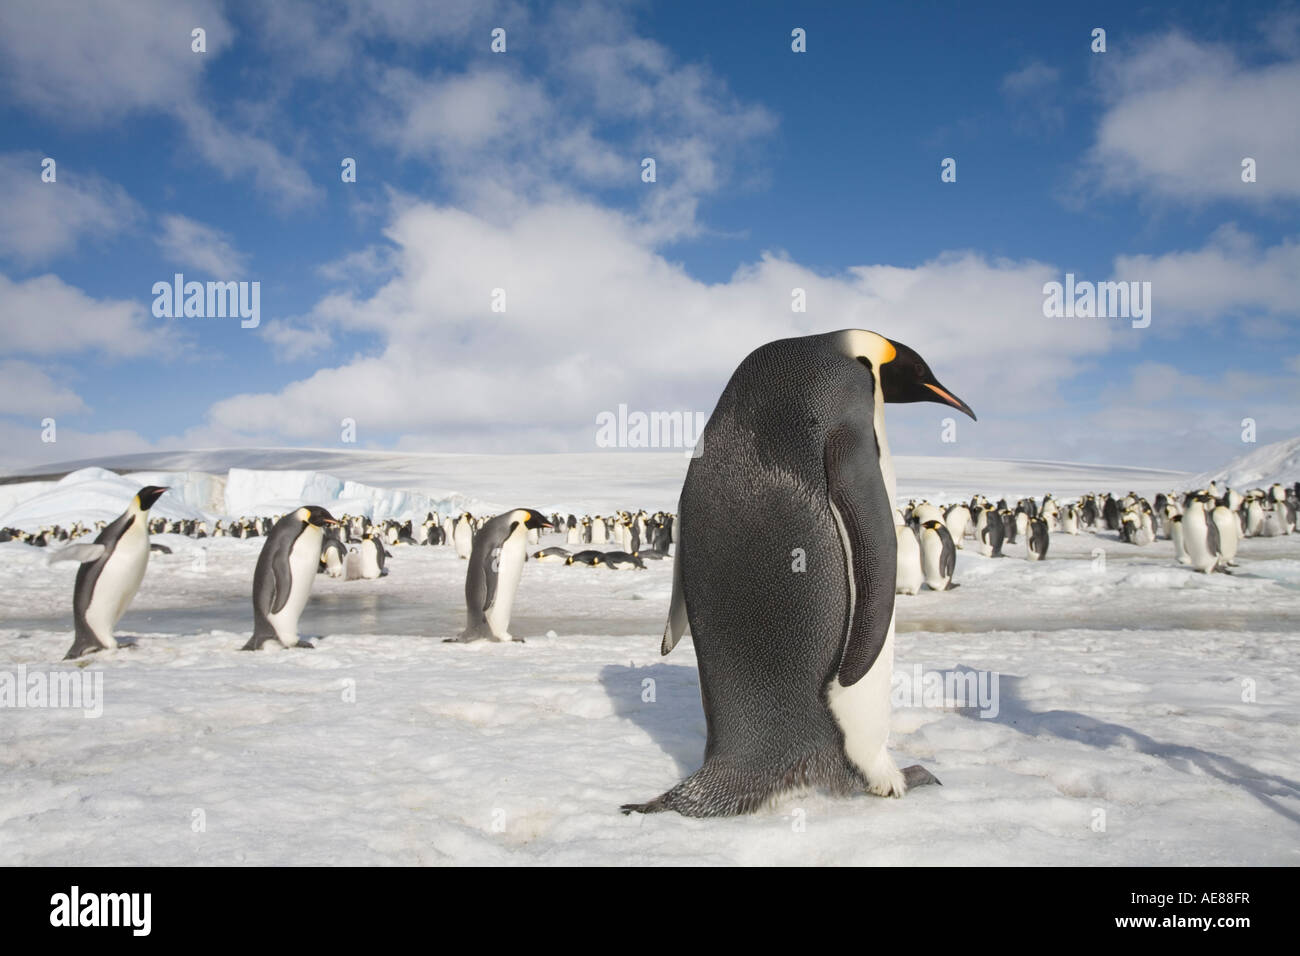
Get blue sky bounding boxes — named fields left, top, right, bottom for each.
left=1, top=0, right=1298, bottom=473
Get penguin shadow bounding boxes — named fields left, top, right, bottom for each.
left=598, top=662, right=705, bottom=775
left=958, top=667, right=1300, bottom=824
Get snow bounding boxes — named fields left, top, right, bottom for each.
left=1, top=448, right=1297, bottom=865
left=1189, top=435, right=1300, bottom=491
left=1, top=447, right=1187, bottom=531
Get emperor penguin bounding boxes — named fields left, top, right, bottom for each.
left=51, top=485, right=169, bottom=660
left=625, top=329, right=974, bottom=816
left=1244, top=498, right=1265, bottom=537
left=350, top=533, right=387, bottom=578
left=1060, top=504, right=1079, bottom=535
left=244, top=506, right=338, bottom=650
left=1171, top=514, right=1190, bottom=564
left=919, top=520, right=958, bottom=590
left=1181, top=497, right=1220, bottom=574
left=1026, top=515, right=1049, bottom=561
left=979, top=506, right=1005, bottom=557
left=453, top=513, right=474, bottom=559
left=1210, top=505, right=1239, bottom=567
left=319, top=533, right=346, bottom=578
left=451, top=508, right=552, bottom=643
left=895, top=522, right=924, bottom=595
left=943, top=504, right=970, bottom=548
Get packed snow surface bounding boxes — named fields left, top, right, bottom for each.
left=0, top=448, right=1297, bottom=865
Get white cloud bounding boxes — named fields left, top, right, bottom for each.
left=0, top=361, right=85, bottom=416
left=0, top=0, right=318, bottom=207
left=1087, top=31, right=1300, bottom=201
left=204, top=198, right=1117, bottom=452
left=0, top=152, right=141, bottom=266
left=1001, top=61, right=1064, bottom=133
left=0, top=420, right=157, bottom=474
left=1112, top=225, right=1300, bottom=325
left=0, top=272, right=171, bottom=358
left=155, top=213, right=248, bottom=276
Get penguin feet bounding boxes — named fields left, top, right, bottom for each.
left=293, top=640, right=316, bottom=649
left=866, top=765, right=908, bottom=798
left=901, top=764, right=942, bottom=789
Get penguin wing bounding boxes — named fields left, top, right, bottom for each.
left=1206, top=516, right=1221, bottom=557
left=939, top=527, right=956, bottom=578
left=661, top=544, right=689, bottom=655
left=482, top=522, right=519, bottom=612
left=267, top=527, right=304, bottom=614
left=48, top=543, right=106, bottom=565
left=824, top=422, right=897, bottom=688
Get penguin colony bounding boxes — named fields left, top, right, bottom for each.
left=21, top=328, right=1299, bottom=818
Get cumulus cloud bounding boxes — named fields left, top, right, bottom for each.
left=1112, top=225, right=1300, bottom=327
left=0, top=272, right=171, bottom=358
left=155, top=214, right=248, bottom=276
left=0, top=361, right=86, bottom=416
left=205, top=197, right=1120, bottom=453
left=1086, top=31, right=1300, bottom=202
left=0, top=152, right=141, bottom=266
left=0, top=0, right=318, bottom=207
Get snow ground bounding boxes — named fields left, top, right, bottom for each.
left=1, top=451, right=1297, bottom=865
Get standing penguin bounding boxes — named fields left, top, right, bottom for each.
left=625, top=330, right=974, bottom=816
left=919, top=520, right=958, bottom=590
left=1026, top=516, right=1049, bottom=561
left=895, top=522, right=924, bottom=595
left=942, top=504, right=970, bottom=549
left=453, top=513, right=474, bottom=559
left=1180, top=498, right=1220, bottom=574
left=451, top=509, right=552, bottom=643
left=244, top=506, right=338, bottom=650
left=355, top=533, right=388, bottom=579
left=979, top=506, right=1005, bottom=557
left=319, top=532, right=346, bottom=578
left=1210, top=505, right=1239, bottom=567
left=51, top=486, right=169, bottom=660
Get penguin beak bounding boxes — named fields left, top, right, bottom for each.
left=880, top=338, right=977, bottom=421
left=922, top=381, right=977, bottom=421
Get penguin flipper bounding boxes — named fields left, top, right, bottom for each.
left=48, top=543, right=106, bottom=565
left=660, top=547, right=689, bottom=656
left=480, top=522, right=516, bottom=614
left=268, top=544, right=294, bottom=615
left=824, top=422, right=896, bottom=688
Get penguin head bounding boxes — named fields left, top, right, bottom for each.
left=135, top=486, right=169, bottom=511
left=879, top=338, right=976, bottom=419
left=832, top=329, right=976, bottom=420
left=301, top=506, right=338, bottom=528
left=517, top=509, right=553, bottom=530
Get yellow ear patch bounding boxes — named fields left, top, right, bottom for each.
left=835, top=329, right=895, bottom=366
